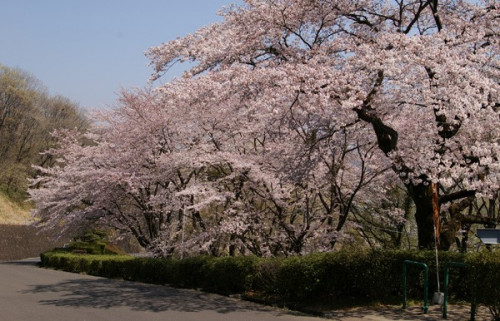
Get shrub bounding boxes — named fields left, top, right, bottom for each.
left=466, top=251, right=500, bottom=321
left=253, top=257, right=285, bottom=298
left=61, top=229, right=125, bottom=255
left=201, top=256, right=257, bottom=295
left=40, top=251, right=134, bottom=276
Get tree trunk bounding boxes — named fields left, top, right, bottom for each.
left=406, top=183, right=436, bottom=249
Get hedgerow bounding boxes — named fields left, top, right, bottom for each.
left=40, top=249, right=500, bottom=313
left=466, top=252, right=500, bottom=320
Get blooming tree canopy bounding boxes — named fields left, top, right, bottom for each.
left=146, top=0, right=499, bottom=249
left=31, top=0, right=499, bottom=254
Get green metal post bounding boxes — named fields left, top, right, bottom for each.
left=403, top=262, right=407, bottom=308
left=442, top=262, right=476, bottom=321
left=443, top=264, right=450, bottom=318
left=471, top=292, right=476, bottom=321
left=402, top=260, right=429, bottom=313
left=423, top=264, right=429, bottom=313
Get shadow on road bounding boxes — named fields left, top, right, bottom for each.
left=23, top=277, right=281, bottom=315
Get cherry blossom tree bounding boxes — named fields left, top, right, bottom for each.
left=142, top=69, right=397, bottom=255
left=31, top=78, right=394, bottom=256
left=146, top=0, right=499, bottom=250
left=30, top=90, right=188, bottom=255
left=31, top=0, right=498, bottom=255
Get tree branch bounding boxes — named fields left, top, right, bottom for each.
left=440, top=190, right=476, bottom=205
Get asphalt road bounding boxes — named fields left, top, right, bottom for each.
left=0, top=259, right=325, bottom=321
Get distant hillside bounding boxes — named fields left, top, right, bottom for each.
left=0, top=193, right=32, bottom=225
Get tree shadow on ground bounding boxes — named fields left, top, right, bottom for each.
left=23, top=276, right=299, bottom=316
left=322, top=304, right=491, bottom=321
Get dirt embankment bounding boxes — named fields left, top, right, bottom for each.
left=0, top=194, right=63, bottom=260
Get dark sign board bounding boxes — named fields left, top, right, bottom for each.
left=477, top=229, right=500, bottom=245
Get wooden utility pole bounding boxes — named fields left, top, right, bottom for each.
left=431, top=182, right=440, bottom=248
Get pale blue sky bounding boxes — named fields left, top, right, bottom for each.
left=0, top=0, right=241, bottom=110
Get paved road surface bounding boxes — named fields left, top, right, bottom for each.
left=0, top=259, right=324, bottom=321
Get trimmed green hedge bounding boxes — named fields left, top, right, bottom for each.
left=252, top=250, right=471, bottom=306
left=466, top=252, right=500, bottom=319
left=40, top=252, right=134, bottom=277
left=40, top=249, right=500, bottom=310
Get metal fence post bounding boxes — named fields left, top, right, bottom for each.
left=423, top=264, right=429, bottom=313
left=403, top=262, right=407, bottom=309
left=442, top=262, right=476, bottom=320
left=402, top=260, right=429, bottom=313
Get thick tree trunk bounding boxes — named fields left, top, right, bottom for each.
left=406, top=182, right=471, bottom=250
left=354, top=70, right=472, bottom=250
left=406, top=183, right=436, bottom=249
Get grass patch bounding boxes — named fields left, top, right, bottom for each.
left=0, top=193, right=32, bottom=225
